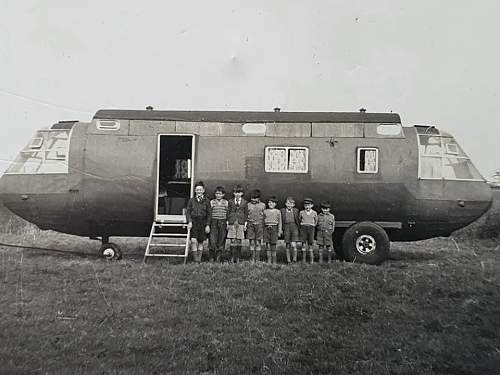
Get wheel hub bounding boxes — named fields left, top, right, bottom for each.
left=102, top=248, right=116, bottom=259
left=356, top=234, right=376, bottom=254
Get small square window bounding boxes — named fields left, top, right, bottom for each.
left=265, top=146, right=308, bottom=173
left=445, top=143, right=459, bottom=155
left=29, top=137, right=44, bottom=149
left=357, top=148, right=379, bottom=174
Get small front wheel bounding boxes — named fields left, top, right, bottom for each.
left=342, top=222, right=389, bottom=265
left=99, top=243, right=122, bottom=260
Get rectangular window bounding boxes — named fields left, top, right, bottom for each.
left=265, top=146, right=308, bottom=173
left=357, top=148, right=379, bottom=173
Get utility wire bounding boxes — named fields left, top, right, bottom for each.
left=0, top=88, right=94, bottom=115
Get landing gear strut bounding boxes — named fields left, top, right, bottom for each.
left=99, top=236, right=122, bottom=260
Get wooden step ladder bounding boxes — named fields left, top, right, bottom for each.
left=143, top=222, right=190, bottom=263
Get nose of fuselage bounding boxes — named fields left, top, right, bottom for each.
left=447, top=181, right=493, bottom=230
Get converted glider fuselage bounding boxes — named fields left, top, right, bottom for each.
left=0, top=110, right=492, bottom=244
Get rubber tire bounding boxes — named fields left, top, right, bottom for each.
left=342, top=222, right=389, bottom=265
left=99, top=242, right=122, bottom=260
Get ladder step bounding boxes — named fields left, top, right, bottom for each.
left=149, top=243, right=186, bottom=247
left=145, top=254, right=187, bottom=257
left=153, top=223, right=187, bottom=228
left=151, top=233, right=188, bottom=237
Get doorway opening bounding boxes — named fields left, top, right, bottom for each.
left=156, top=135, right=194, bottom=222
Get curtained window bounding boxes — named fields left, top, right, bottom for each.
left=265, top=146, right=308, bottom=173
left=357, top=148, right=379, bottom=174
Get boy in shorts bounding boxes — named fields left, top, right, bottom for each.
left=263, top=196, right=282, bottom=264
left=246, top=189, right=266, bottom=262
left=227, top=185, right=248, bottom=263
left=280, top=196, right=301, bottom=263
left=186, top=181, right=211, bottom=263
left=209, top=186, right=229, bottom=262
left=316, top=201, right=335, bottom=263
left=299, top=198, right=318, bottom=264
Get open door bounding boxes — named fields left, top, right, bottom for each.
left=155, top=134, right=194, bottom=223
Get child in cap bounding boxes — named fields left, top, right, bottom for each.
left=280, top=196, right=301, bottom=263
left=299, top=198, right=318, bottom=264
left=209, top=186, right=229, bottom=262
left=227, top=184, right=248, bottom=263
left=186, top=181, right=211, bottom=263
left=263, top=196, right=282, bottom=265
left=246, top=189, right=266, bottom=262
left=316, top=201, right=335, bottom=263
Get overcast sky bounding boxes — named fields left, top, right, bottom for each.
left=1, top=1, right=499, bottom=178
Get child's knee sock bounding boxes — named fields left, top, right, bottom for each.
left=198, top=244, right=204, bottom=262
left=230, top=244, right=236, bottom=262
left=271, top=245, right=277, bottom=264
left=327, top=248, right=332, bottom=263
left=191, top=241, right=198, bottom=262
left=292, top=245, right=297, bottom=262
left=250, top=244, right=255, bottom=262
left=302, top=247, right=307, bottom=263
left=266, top=245, right=272, bottom=264
left=309, top=248, right=314, bottom=264
left=236, top=245, right=241, bottom=262
left=285, top=245, right=291, bottom=264
left=255, top=243, right=261, bottom=262
left=318, top=248, right=323, bottom=264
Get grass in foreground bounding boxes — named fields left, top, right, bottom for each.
left=0, top=237, right=499, bottom=374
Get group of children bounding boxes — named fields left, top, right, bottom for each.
left=185, top=181, right=336, bottom=264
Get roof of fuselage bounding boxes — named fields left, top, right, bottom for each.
left=93, top=109, right=401, bottom=124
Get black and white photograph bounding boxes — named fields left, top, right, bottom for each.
left=0, top=1, right=499, bottom=374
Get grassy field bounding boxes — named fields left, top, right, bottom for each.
left=0, top=236, right=499, bottom=374
left=0, top=191, right=499, bottom=374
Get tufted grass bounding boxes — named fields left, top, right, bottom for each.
left=0, top=235, right=499, bottom=374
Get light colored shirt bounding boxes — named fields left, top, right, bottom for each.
left=264, top=208, right=282, bottom=233
left=300, top=209, right=318, bottom=226
left=210, top=199, right=228, bottom=221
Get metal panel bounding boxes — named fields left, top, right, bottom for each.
left=265, top=123, right=311, bottom=137
left=175, top=122, right=219, bottom=136
left=312, top=123, right=364, bottom=137
left=129, top=120, right=176, bottom=135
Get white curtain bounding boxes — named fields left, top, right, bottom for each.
left=364, top=150, right=377, bottom=172
left=266, top=148, right=287, bottom=171
left=288, top=149, right=307, bottom=172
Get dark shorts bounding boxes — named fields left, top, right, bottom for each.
left=190, top=217, right=207, bottom=242
left=247, top=222, right=264, bottom=241
left=263, top=225, right=279, bottom=245
left=283, top=223, right=300, bottom=243
left=300, top=225, right=315, bottom=245
left=316, top=230, right=333, bottom=246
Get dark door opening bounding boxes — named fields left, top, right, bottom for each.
left=156, top=135, right=193, bottom=222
